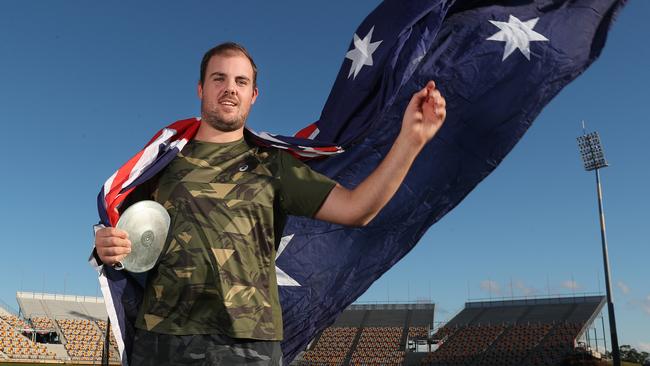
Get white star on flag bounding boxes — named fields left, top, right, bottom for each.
left=275, top=234, right=301, bottom=286
left=487, top=15, right=549, bottom=61
left=346, top=26, right=382, bottom=79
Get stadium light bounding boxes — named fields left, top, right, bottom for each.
left=576, top=126, right=620, bottom=366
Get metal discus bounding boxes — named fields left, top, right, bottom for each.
left=115, top=200, right=170, bottom=273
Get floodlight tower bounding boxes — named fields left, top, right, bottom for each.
left=576, top=125, right=620, bottom=366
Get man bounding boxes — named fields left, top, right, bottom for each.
left=94, top=42, right=446, bottom=365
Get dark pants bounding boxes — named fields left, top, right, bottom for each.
left=130, top=328, right=283, bottom=366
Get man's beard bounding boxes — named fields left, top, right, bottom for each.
left=201, top=105, right=247, bottom=132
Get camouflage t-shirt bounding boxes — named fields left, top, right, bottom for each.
left=133, top=138, right=336, bottom=340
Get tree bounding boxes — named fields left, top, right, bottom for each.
left=619, top=345, right=650, bottom=364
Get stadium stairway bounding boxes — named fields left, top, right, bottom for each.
left=307, top=328, right=324, bottom=352
left=39, top=300, right=69, bottom=346
left=52, top=320, right=67, bottom=346
left=470, top=326, right=510, bottom=365
left=38, top=299, right=74, bottom=360
left=518, top=302, right=579, bottom=366
left=92, top=320, right=119, bottom=358
left=401, top=310, right=412, bottom=349
left=44, top=343, right=69, bottom=360
left=342, top=310, right=369, bottom=366
left=469, top=304, right=537, bottom=365
left=475, top=325, right=507, bottom=364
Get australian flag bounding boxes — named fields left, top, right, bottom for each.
left=92, top=0, right=626, bottom=364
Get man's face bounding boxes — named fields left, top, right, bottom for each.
left=198, top=51, right=258, bottom=132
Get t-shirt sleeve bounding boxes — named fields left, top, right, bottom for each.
left=277, top=151, right=337, bottom=217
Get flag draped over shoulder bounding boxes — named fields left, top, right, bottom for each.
left=92, top=118, right=343, bottom=362
left=93, top=0, right=626, bottom=364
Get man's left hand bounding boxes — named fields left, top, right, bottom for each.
left=315, top=80, right=447, bottom=227
left=400, top=80, right=447, bottom=148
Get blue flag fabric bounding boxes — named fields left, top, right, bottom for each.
left=277, top=0, right=625, bottom=362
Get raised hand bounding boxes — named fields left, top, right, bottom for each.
left=400, top=80, right=446, bottom=147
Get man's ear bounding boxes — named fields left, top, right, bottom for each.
left=251, top=86, right=259, bottom=105
left=197, top=82, right=204, bottom=100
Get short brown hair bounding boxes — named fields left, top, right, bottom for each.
left=199, top=42, right=258, bottom=87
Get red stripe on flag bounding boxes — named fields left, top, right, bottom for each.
left=107, top=187, right=136, bottom=226
left=103, top=149, right=146, bottom=225
left=294, top=123, right=318, bottom=139
left=104, top=118, right=201, bottom=226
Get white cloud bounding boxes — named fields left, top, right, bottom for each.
left=514, top=280, right=537, bottom=296
left=616, top=281, right=630, bottom=295
left=638, top=342, right=650, bottom=353
left=480, top=280, right=501, bottom=295
left=561, top=280, right=580, bottom=291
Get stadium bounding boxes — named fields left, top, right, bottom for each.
left=0, top=292, right=120, bottom=365
left=0, top=0, right=647, bottom=365
left=0, top=290, right=625, bottom=365
left=293, top=295, right=613, bottom=365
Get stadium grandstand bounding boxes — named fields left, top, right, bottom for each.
left=0, top=291, right=120, bottom=364
left=293, top=295, right=609, bottom=366
left=422, top=295, right=606, bottom=366
left=0, top=291, right=612, bottom=365
left=295, top=302, right=435, bottom=366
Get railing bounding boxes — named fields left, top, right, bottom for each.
left=465, top=292, right=605, bottom=309
left=17, top=292, right=104, bottom=304
left=349, top=301, right=435, bottom=310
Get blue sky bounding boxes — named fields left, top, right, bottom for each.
left=1, top=0, right=648, bottom=353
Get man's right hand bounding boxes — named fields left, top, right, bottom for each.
left=95, top=227, right=131, bottom=266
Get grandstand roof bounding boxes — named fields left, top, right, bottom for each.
left=333, top=302, right=435, bottom=327
left=16, top=292, right=107, bottom=320
left=465, top=294, right=604, bottom=309
left=447, top=295, right=605, bottom=327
